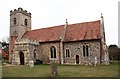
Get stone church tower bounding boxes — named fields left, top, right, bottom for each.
left=9, top=7, right=31, bottom=63
left=10, top=7, right=31, bottom=38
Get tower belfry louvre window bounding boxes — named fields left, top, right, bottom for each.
left=83, top=45, right=89, bottom=57
left=50, top=46, right=56, bottom=58
left=25, top=19, right=28, bottom=26
left=13, top=18, right=16, bottom=25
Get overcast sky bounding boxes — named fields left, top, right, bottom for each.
left=0, top=0, right=119, bottom=46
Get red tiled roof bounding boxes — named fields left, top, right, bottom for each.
left=22, top=25, right=64, bottom=42
left=22, top=20, right=100, bottom=42
left=64, top=20, right=100, bottom=42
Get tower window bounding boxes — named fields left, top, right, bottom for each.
left=13, top=18, right=16, bottom=25
left=24, top=19, right=28, bottom=26
left=83, top=45, right=89, bottom=57
left=50, top=46, right=56, bottom=58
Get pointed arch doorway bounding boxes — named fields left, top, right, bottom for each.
left=76, top=55, right=79, bottom=64
left=19, top=51, right=24, bottom=65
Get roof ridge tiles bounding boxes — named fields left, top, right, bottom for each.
left=22, top=20, right=101, bottom=42
left=28, top=20, right=100, bottom=32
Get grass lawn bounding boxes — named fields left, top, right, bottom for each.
left=2, top=61, right=119, bottom=77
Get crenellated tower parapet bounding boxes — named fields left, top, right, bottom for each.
left=10, top=7, right=31, bottom=17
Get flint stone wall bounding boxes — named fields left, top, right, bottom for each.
left=63, top=40, right=100, bottom=65
left=38, top=42, right=60, bottom=64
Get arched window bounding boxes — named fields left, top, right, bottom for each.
left=13, top=18, right=16, bottom=25
left=34, top=49, right=37, bottom=59
left=83, top=45, right=85, bottom=57
left=24, top=19, right=28, bottom=26
left=50, top=46, right=56, bottom=58
left=86, top=45, right=89, bottom=56
left=66, top=49, right=70, bottom=57
left=83, top=45, right=89, bottom=57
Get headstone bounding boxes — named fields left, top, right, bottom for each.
left=104, top=52, right=109, bottom=65
left=93, top=57, right=97, bottom=67
left=29, top=60, right=34, bottom=67
left=50, top=62, right=58, bottom=77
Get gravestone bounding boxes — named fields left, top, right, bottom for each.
left=29, top=60, right=34, bottom=67
left=50, top=62, right=58, bottom=77
left=93, top=57, right=97, bottom=67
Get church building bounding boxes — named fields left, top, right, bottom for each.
left=9, top=7, right=109, bottom=65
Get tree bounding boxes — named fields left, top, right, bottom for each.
left=2, top=41, right=9, bottom=52
left=0, top=42, right=2, bottom=60
left=118, top=48, right=120, bottom=60
left=1, top=36, right=9, bottom=53
left=108, top=44, right=119, bottom=60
